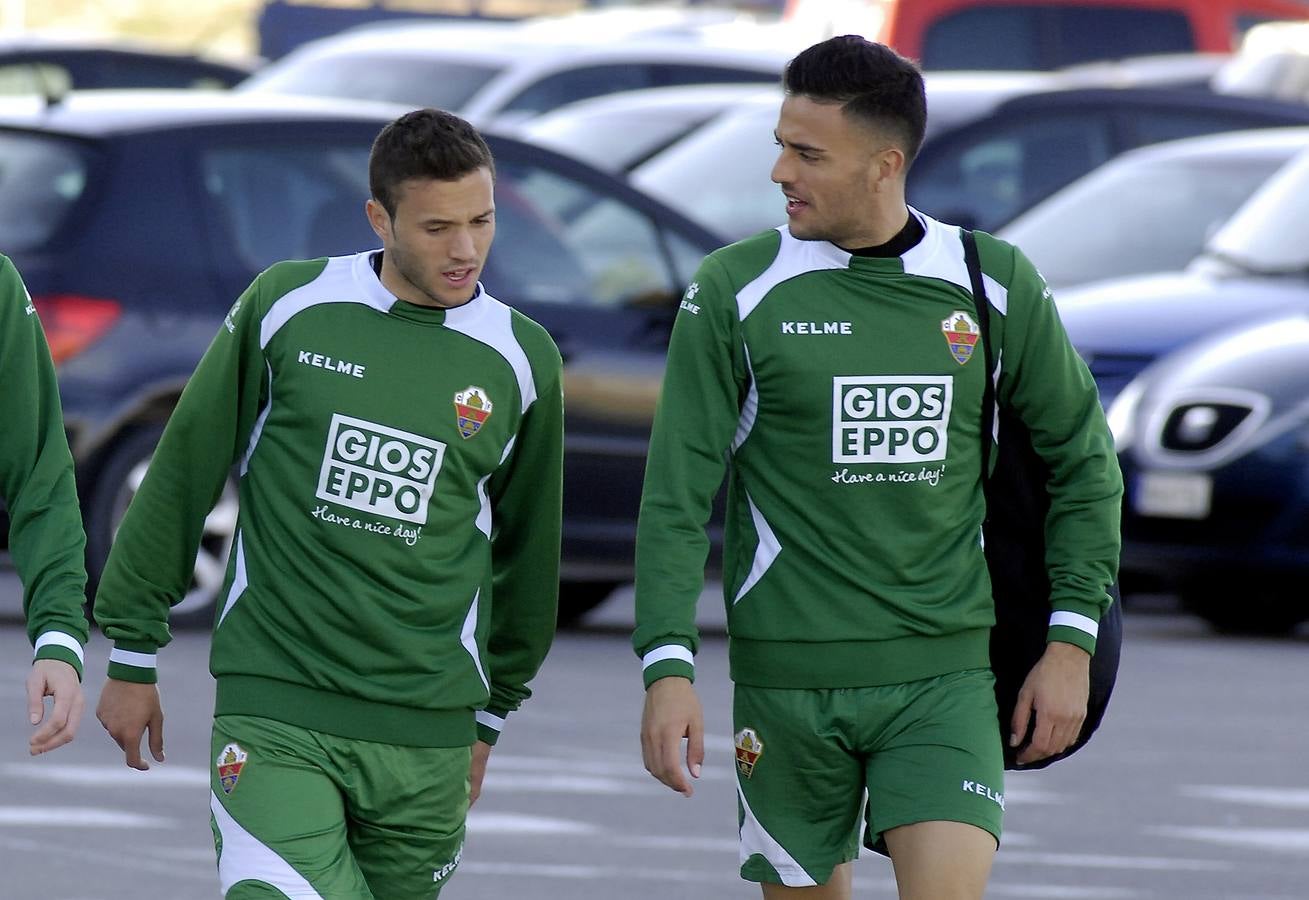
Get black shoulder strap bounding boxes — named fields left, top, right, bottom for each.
left=962, top=229, right=996, bottom=490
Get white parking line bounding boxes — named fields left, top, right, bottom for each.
left=0, top=806, right=173, bottom=827
left=1148, top=826, right=1309, bottom=853
left=1180, top=785, right=1309, bottom=810
left=468, top=812, right=597, bottom=835
left=2, top=763, right=208, bottom=787
left=997, top=850, right=1230, bottom=872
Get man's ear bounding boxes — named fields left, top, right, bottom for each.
left=872, top=146, right=907, bottom=193
left=365, top=198, right=392, bottom=243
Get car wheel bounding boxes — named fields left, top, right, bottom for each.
left=86, top=424, right=238, bottom=627
left=1183, top=581, right=1305, bottom=636
left=558, top=580, right=621, bottom=626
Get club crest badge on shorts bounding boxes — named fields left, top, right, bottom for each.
left=453, top=386, right=493, bottom=439
left=734, top=727, right=764, bottom=779
left=217, top=743, right=248, bottom=795
left=942, top=310, right=980, bottom=366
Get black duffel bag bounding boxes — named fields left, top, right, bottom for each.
left=963, top=229, right=1122, bottom=771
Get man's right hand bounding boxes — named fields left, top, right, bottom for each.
left=96, top=679, right=165, bottom=771
left=640, top=676, right=704, bottom=797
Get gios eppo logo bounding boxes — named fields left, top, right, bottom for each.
left=316, top=414, right=446, bottom=524
left=832, top=376, right=953, bottom=464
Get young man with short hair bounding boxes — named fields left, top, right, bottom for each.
left=635, top=37, right=1121, bottom=900
left=0, top=254, right=90, bottom=756
left=95, top=108, right=563, bottom=899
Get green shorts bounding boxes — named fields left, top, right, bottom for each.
left=733, top=669, right=1004, bottom=887
left=209, top=715, right=470, bottom=899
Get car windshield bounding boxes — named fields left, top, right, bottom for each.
left=1202, top=149, right=1309, bottom=275
left=239, top=53, right=502, bottom=111
left=632, top=103, right=781, bottom=240
left=0, top=131, right=90, bottom=251
left=1001, top=152, right=1290, bottom=289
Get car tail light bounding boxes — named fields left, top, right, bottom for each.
left=31, top=294, right=122, bottom=365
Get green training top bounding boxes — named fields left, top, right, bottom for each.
left=0, top=255, right=90, bottom=678
left=634, top=213, right=1122, bottom=690
left=95, top=252, right=563, bottom=747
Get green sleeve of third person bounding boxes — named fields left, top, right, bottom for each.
left=632, top=257, right=748, bottom=688
left=477, top=321, right=564, bottom=746
left=93, top=268, right=298, bottom=682
left=986, top=237, right=1124, bottom=655
left=0, top=255, right=89, bottom=678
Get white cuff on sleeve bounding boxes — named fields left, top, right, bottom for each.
left=642, top=645, right=694, bottom=670
left=109, top=648, right=158, bottom=669
left=1049, top=611, right=1098, bottom=638
left=34, top=632, right=85, bottom=665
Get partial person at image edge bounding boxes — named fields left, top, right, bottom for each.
left=92, top=109, right=563, bottom=899
left=0, top=253, right=90, bottom=757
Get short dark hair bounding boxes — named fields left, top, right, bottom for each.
left=783, top=36, right=927, bottom=164
left=368, top=108, right=495, bottom=218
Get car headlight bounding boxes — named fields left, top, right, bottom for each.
left=1105, top=379, right=1145, bottom=452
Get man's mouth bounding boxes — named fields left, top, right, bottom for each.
left=784, top=193, right=808, bottom=216
left=442, top=267, right=475, bottom=287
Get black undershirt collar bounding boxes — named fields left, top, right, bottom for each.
left=842, top=212, right=925, bottom=258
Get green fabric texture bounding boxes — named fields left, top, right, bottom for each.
left=634, top=215, right=1121, bottom=687
left=210, top=714, right=469, bottom=898
left=0, top=255, right=89, bottom=677
left=95, top=253, right=563, bottom=746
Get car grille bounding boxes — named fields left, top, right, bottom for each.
left=1159, top=402, right=1252, bottom=452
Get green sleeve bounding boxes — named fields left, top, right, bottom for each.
left=632, top=256, right=746, bottom=688
left=93, top=275, right=270, bottom=683
left=477, top=323, right=564, bottom=745
left=986, top=237, right=1124, bottom=655
left=0, top=256, right=89, bottom=679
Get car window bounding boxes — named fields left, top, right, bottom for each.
left=0, top=63, right=72, bottom=96
left=1206, top=148, right=1309, bottom=273
left=922, top=6, right=1193, bottom=70
left=652, top=64, right=777, bottom=90
left=240, top=54, right=502, bottom=111
left=909, top=113, right=1114, bottom=230
left=0, top=132, right=89, bottom=250
left=1002, top=155, right=1289, bottom=289
left=632, top=104, right=782, bottom=241
left=500, top=65, right=657, bottom=117
left=489, top=158, right=681, bottom=309
left=201, top=143, right=374, bottom=271
left=1128, top=110, right=1272, bottom=146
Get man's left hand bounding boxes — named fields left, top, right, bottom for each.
left=469, top=740, right=492, bottom=808
left=1010, top=641, right=1090, bottom=765
left=26, top=659, right=84, bottom=756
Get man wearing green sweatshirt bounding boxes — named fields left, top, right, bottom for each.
left=94, top=109, right=563, bottom=899
left=635, top=38, right=1121, bottom=900
left=1, top=255, right=90, bottom=756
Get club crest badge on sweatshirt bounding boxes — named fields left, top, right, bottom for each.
left=942, top=310, right=980, bottom=365
left=217, top=743, right=248, bottom=795
left=734, top=728, right=764, bottom=778
left=454, top=386, right=493, bottom=439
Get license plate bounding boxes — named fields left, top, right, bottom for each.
left=1135, top=471, right=1212, bottom=520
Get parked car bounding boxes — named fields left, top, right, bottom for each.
left=236, top=21, right=787, bottom=128
left=1106, top=313, right=1309, bottom=634
left=783, top=0, right=1309, bottom=69
left=998, top=126, right=1309, bottom=290
left=1058, top=142, right=1309, bottom=411
left=0, top=35, right=257, bottom=95
left=907, top=85, right=1309, bottom=232
left=0, top=89, right=726, bottom=623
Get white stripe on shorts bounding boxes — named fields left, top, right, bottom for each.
left=737, top=781, right=817, bottom=887
left=211, top=790, right=325, bottom=898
